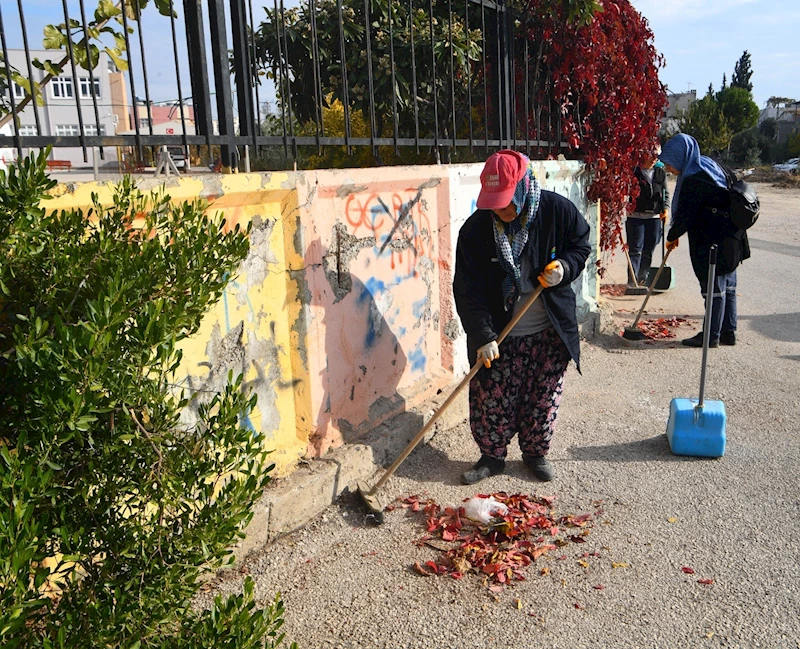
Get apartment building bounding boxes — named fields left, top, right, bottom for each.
left=3, top=49, right=119, bottom=167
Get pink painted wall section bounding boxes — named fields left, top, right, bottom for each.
left=294, top=168, right=454, bottom=456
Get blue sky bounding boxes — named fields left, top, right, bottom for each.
left=633, top=0, right=799, bottom=107
left=4, top=0, right=798, bottom=114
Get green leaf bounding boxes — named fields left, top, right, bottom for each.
left=95, top=0, right=122, bottom=21
left=105, top=47, right=129, bottom=72
left=42, top=24, right=66, bottom=50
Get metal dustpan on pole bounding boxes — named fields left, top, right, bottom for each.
left=666, top=244, right=726, bottom=458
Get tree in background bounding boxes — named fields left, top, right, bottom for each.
left=766, top=96, right=796, bottom=108
left=716, top=85, right=759, bottom=135
left=731, top=50, right=754, bottom=92
left=0, top=151, right=295, bottom=649
left=252, top=0, right=482, bottom=163
left=788, top=130, right=800, bottom=158
left=679, top=87, right=733, bottom=155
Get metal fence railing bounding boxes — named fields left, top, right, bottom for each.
left=0, top=0, right=564, bottom=172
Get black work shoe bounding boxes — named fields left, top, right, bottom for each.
left=681, top=332, right=719, bottom=348
left=720, top=331, right=736, bottom=346
left=461, top=455, right=505, bottom=485
left=523, top=455, right=555, bottom=482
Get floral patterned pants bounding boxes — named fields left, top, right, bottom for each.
left=469, top=326, right=571, bottom=460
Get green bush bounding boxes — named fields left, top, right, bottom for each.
left=0, top=150, right=295, bottom=648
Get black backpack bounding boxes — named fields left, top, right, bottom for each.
left=720, top=167, right=760, bottom=231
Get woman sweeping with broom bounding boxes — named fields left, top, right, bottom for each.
left=453, top=150, right=591, bottom=485
left=659, top=134, right=750, bottom=348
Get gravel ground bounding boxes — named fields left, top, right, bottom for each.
left=200, top=181, right=800, bottom=649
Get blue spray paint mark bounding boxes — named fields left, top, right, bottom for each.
left=398, top=326, right=407, bottom=338
left=359, top=277, right=386, bottom=304
left=408, top=346, right=427, bottom=372
left=412, top=296, right=428, bottom=319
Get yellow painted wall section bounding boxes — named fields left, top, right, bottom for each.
left=46, top=173, right=309, bottom=478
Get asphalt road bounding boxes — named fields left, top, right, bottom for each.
left=204, top=181, right=800, bottom=649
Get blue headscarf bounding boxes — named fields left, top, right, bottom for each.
left=659, top=134, right=727, bottom=213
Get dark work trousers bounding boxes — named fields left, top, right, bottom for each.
left=626, top=217, right=662, bottom=285
left=468, top=327, right=571, bottom=460
left=701, top=270, right=738, bottom=340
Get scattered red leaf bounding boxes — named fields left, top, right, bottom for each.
left=698, top=579, right=714, bottom=585
left=412, top=561, right=432, bottom=576
left=681, top=566, right=695, bottom=574
left=574, top=602, right=583, bottom=609
left=593, top=584, right=606, bottom=590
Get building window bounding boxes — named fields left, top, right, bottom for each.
left=84, top=124, right=107, bottom=136
left=138, top=118, right=151, bottom=129
left=79, top=77, right=101, bottom=99
left=55, top=124, right=80, bottom=136
left=51, top=77, right=74, bottom=99
left=18, top=125, right=37, bottom=136
left=2, top=83, right=26, bottom=99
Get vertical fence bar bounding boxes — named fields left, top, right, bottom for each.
left=448, top=0, right=456, bottom=150
left=16, top=0, right=41, bottom=136
left=208, top=0, right=239, bottom=169
left=508, top=11, right=516, bottom=149
left=309, top=0, right=322, bottom=154
left=279, top=0, right=297, bottom=159
left=427, top=0, right=439, bottom=156
left=62, top=0, right=88, bottom=163
left=132, top=0, right=155, bottom=162
left=408, top=0, right=420, bottom=153
left=480, top=0, right=488, bottom=152
left=388, top=0, right=399, bottom=155
left=363, top=0, right=378, bottom=157
left=168, top=0, right=190, bottom=164
left=0, top=5, right=22, bottom=160
left=524, top=36, right=530, bottom=156
left=183, top=0, right=213, bottom=153
left=494, top=2, right=504, bottom=148
left=248, top=0, right=263, bottom=155
left=78, top=0, right=105, bottom=159
left=465, top=0, right=473, bottom=151
left=336, top=0, right=351, bottom=154
left=231, top=0, right=257, bottom=157
left=273, top=0, right=288, bottom=157
left=120, top=4, right=143, bottom=160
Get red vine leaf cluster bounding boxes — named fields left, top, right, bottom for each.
left=399, top=492, right=596, bottom=585
left=519, top=0, right=667, bottom=252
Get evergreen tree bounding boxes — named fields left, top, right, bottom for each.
left=721, top=73, right=727, bottom=89
left=731, top=50, right=753, bottom=92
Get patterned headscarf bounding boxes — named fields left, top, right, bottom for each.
left=491, top=158, right=541, bottom=311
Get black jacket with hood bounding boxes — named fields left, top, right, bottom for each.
left=666, top=170, right=750, bottom=280
left=453, top=190, right=591, bottom=372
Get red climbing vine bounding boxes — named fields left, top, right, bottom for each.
left=519, top=0, right=666, bottom=256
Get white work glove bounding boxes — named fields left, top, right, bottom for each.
left=477, top=340, right=500, bottom=368
left=538, top=260, right=564, bottom=288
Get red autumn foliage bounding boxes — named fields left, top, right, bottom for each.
left=681, top=566, right=695, bottom=574
left=400, top=492, right=594, bottom=585
left=519, top=0, right=666, bottom=254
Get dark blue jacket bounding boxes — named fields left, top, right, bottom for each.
left=453, top=190, right=591, bottom=372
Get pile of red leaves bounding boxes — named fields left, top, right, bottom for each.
left=633, top=316, right=689, bottom=340
left=600, top=284, right=628, bottom=297
left=396, top=493, right=595, bottom=584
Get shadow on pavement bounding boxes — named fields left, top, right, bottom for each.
left=567, top=434, right=684, bottom=462
left=739, top=312, right=800, bottom=344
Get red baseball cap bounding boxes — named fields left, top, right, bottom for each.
left=476, top=150, right=528, bottom=210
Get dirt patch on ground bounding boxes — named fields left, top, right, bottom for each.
left=745, top=167, right=800, bottom=188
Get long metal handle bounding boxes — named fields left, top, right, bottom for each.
left=661, top=220, right=666, bottom=261
left=370, top=283, right=546, bottom=493
left=630, top=247, right=673, bottom=328
left=697, top=245, right=718, bottom=409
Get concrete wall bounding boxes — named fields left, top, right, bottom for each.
left=44, top=161, right=599, bottom=479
